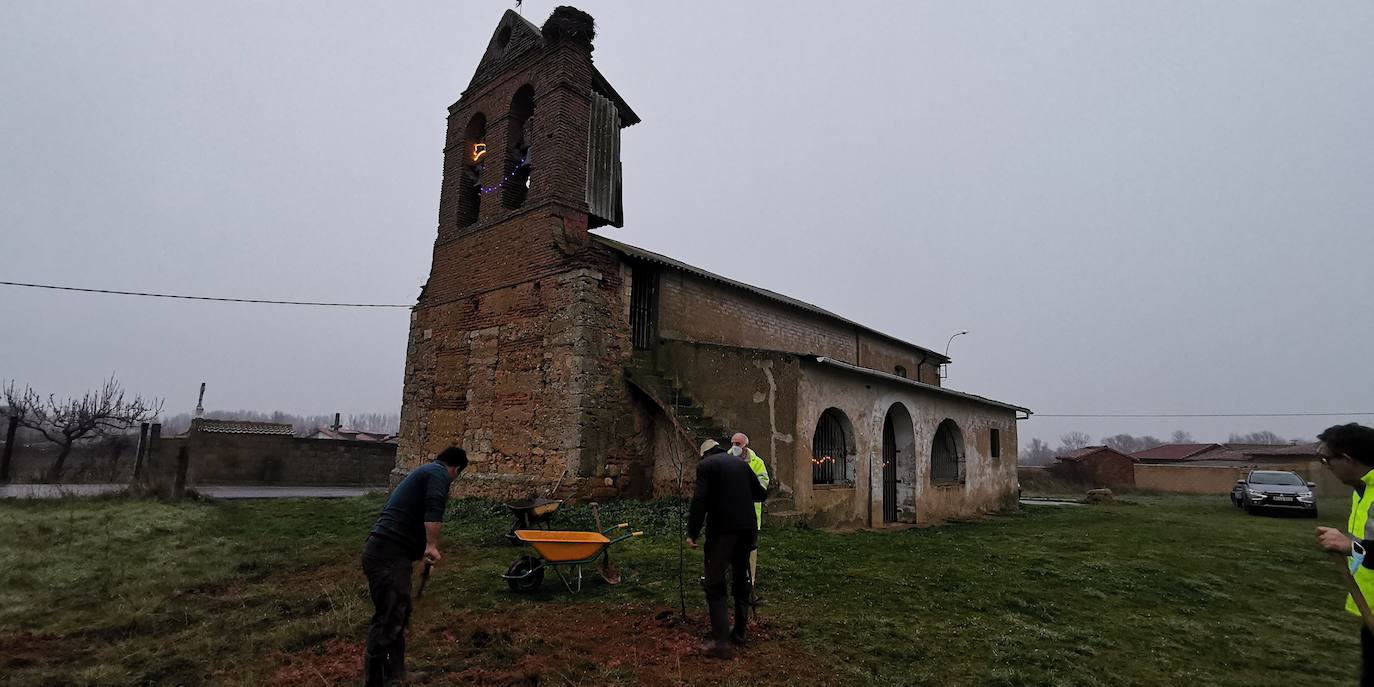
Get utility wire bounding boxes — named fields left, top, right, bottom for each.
left=1036, top=412, right=1374, bottom=418
left=7, top=283, right=1372, bottom=419
left=0, top=280, right=411, bottom=308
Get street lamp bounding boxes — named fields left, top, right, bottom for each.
left=941, top=330, right=968, bottom=380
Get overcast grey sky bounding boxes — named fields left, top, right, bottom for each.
left=2, top=1, right=1371, bottom=448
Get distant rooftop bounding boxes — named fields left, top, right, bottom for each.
left=193, top=419, right=294, bottom=436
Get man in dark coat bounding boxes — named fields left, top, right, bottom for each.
left=688, top=438, right=769, bottom=658
left=361, top=446, right=467, bottom=686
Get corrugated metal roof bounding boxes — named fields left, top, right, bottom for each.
left=810, top=356, right=1029, bottom=414
left=195, top=420, right=294, bottom=436
left=593, top=235, right=948, bottom=363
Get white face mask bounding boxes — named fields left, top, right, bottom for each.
left=729, top=445, right=744, bottom=457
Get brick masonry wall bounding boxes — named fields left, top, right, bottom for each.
left=857, top=334, right=943, bottom=385
left=399, top=23, right=654, bottom=502
left=1049, top=453, right=1136, bottom=488
left=656, top=269, right=944, bottom=386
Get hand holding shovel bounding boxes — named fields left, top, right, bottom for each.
left=1318, top=526, right=1374, bottom=633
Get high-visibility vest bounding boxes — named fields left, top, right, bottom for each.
left=747, top=448, right=769, bottom=529
left=1347, top=469, right=1374, bottom=617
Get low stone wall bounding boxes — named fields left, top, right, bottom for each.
left=1133, top=462, right=1344, bottom=497
left=154, top=435, right=395, bottom=487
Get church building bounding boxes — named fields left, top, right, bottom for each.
left=398, top=7, right=1028, bottom=526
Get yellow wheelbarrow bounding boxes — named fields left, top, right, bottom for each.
left=502, top=523, right=643, bottom=593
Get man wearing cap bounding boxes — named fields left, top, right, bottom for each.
left=729, top=432, right=769, bottom=589
left=688, top=438, right=769, bottom=658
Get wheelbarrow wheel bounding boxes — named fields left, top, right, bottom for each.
left=506, top=555, right=544, bottom=593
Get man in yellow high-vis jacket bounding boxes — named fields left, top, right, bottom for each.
left=1314, top=423, right=1374, bottom=684
left=730, top=432, right=769, bottom=587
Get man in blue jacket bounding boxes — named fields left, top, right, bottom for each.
left=362, top=447, right=467, bottom=686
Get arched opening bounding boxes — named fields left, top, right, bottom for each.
left=503, top=85, right=535, bottom=209
left=894, top=365, right=907, bottom=378
left=456, top=113, right=486, bottom=227
left=931, top=419, right=965, bottom=484
left=881, top=403, right=916, bottom=523
left=811, top=408, right=855, bottom=485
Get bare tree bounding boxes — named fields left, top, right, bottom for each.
left=348, top=413, right=401, bottom=434
left=4, top=377, right=162, bottom=481
left=1228, top=430, right=1287, bottom=445
left=1102, top=434, right=1164, bottom=454
left=1021, top=438, right=1055, bottom=465
left=1058, top=431, right=1092, bottom=452
left=1170, top=430, right=1195, bottom=444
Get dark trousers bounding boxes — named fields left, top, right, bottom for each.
left=362, top=536, right=414, bottom=686
left=702, top=530, right=754, bottom=644
left=1363, top=627, right=1374, bottom=686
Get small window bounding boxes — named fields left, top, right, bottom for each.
left=991, top=428, right=1001, bottom=458
left=894, top=365, right=907, bottom=378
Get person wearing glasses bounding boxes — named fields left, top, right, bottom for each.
left=1314, top=423, right=1374, bottom=684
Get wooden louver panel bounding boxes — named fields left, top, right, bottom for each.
left=585, top=92, right=623, bottom=228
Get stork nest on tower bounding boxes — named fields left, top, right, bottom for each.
left=542, top=6, right=596, bottom=50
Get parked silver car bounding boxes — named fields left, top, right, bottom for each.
left=1230, top=470, right=1317, bottom=517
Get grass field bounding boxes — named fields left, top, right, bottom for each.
left=0, top=490, right=1362, bottom=686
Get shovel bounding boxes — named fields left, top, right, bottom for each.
left=589, top=503, right=622, bottom=584
left=415, top=560, right=433, bottom=600
left=1329, top=551, right=1374, bottom=634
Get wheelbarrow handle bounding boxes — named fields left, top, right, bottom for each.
left=600, top=522, right=629, bottom=535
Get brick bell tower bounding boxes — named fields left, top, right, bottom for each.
left=398, top=7, right=643, bottom=498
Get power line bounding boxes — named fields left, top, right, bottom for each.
left=1, top=280, right=411, bottom=308
left=1036, top=412, right=1374, bottom=418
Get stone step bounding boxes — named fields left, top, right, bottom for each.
left=763, top=510, right=807, bottom=528
left=766, top=497, right=796, bottom=512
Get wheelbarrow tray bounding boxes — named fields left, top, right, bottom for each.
left=513, top=530, right=610, bottom=563
left=506, top=497, right=562, bottom=519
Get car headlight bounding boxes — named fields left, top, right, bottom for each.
left=1298, top=493, right=1315, bottom=502
left=1247, top=490, right=1266, bottom=498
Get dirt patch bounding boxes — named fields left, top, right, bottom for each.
left=272, top=638, right=363, bottom=685
left=271, top=603, right=838, bottom=686
left=276, top=557, right=361, bottom=588
left=1, top=633, right=87, bottom=670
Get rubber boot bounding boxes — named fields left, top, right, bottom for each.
left=362, top=652, right=388, bottom=687
left=730, top=601, right=750, bottom=647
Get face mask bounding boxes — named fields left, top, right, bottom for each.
left=729, top=446, right=744, bottom=457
